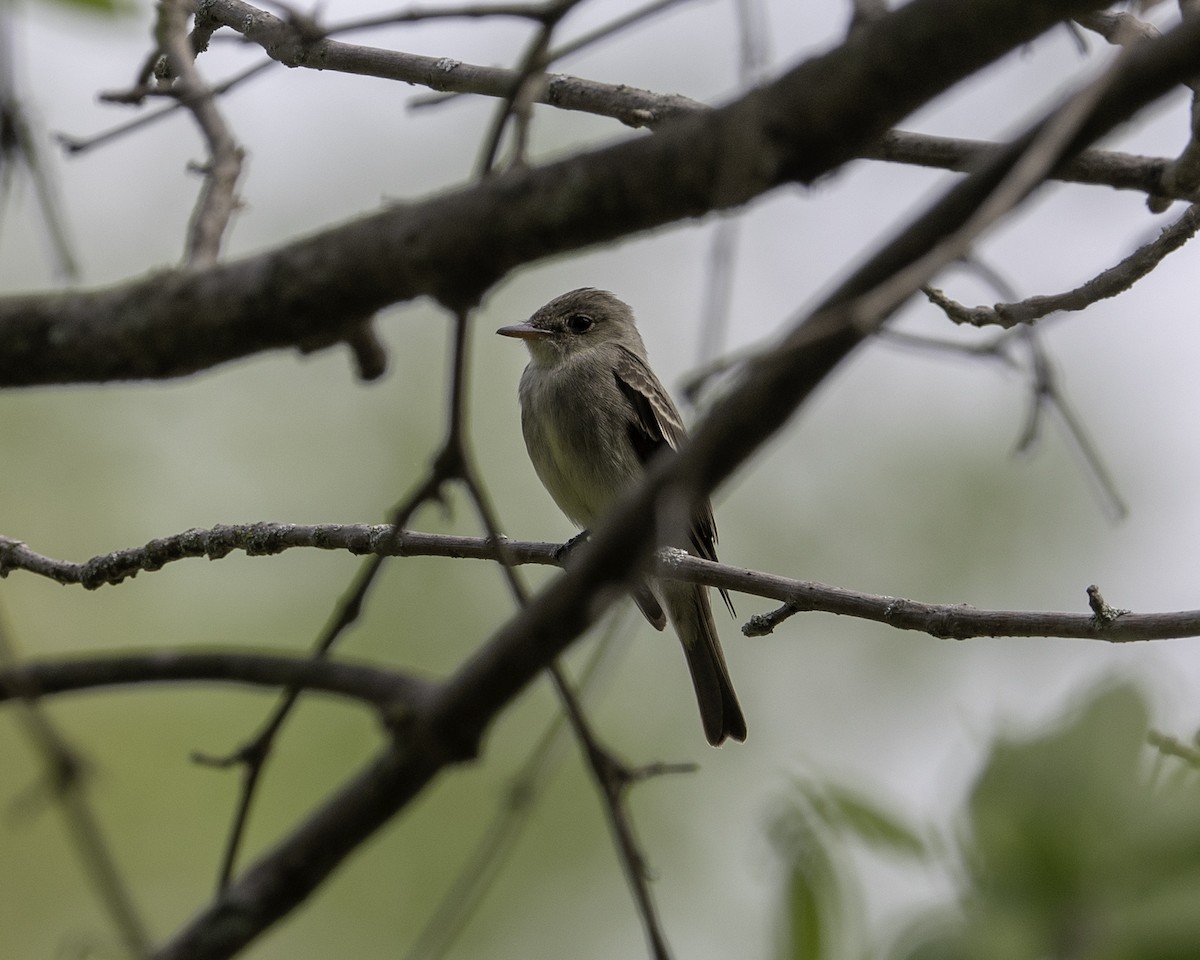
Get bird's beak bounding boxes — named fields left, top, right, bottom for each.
left=496, top=322, right=551, bottom=340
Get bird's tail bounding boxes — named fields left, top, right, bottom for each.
left=663, top=580, right=747, bottom=746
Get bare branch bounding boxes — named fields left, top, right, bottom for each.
left=157, top=0, right=245, bottom=265
left=863, top=129, right=1188, bottom=200
left=8, top=523, right=1200, bottom=641
left=475, top=0, right=582, bottom=175
left=58, top=60, right=274, bottom=157
left=547, top=0, right=706, bottom=62
left=0, top=524, right=554, bottom=589
left=4, top=0, right=1147, bottom=389
left=204, top=303, right=491, bottom=890
left=923, top=202, right=1200, bottom=328
left=0, top=605, right=151, bottom=958
left=1149, top=1, right=1200, bottom=211
left=0, top=650, right=430, bottom=709
left=884, top=321, right=1130, bottom=521
left=403, top=612, right=632, bottom=960
left=327, top=0, right=573, bottom=33
left=1075, top=10, right=1162, bottom=46
left=199, top=0, right=702, bottom=128
left=0, top=11, right=78, bottom=279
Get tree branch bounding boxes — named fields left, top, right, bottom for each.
left=1, top=0, right=1118, bottom=388
left=0, top=605, right=151, bottom=958
left=6, top=523, right=1200, bottom=642
left=157, top=0, right=245, bottom=265
left=923, top=201, right=1200, bottom=327
left=0, top=651, right=432, bottom=709
left=864, top=129, right=1186, bottom=200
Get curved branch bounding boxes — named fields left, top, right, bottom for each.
left=924, top=202, right=1200, bottom=327
left=0, top=651, right=432, bottom=710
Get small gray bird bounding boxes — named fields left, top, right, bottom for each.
left=497, top=288, right=746, bottom=746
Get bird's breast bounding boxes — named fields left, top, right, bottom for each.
left=518, top=361, right=639, bottom=527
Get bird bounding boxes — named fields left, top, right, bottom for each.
left=497, top=287, right=746, bottom=745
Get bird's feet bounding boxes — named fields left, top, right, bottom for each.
left=554, top=529, right=591, bottom=563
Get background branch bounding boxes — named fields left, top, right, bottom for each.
left=0, top=605, right=151, bottom=958
left=0, top=650, right=432, bottom=709
left=924, top=201, right=1200, bottom=327
left=0, top=0, right=1125, bottom=388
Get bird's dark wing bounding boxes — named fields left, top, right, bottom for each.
left=612, top=346, right=735, bottom=617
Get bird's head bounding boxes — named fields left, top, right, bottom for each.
left=497, top=288, right=646, bottom=366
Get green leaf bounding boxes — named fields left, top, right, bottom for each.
left=801, top=782, right=927, bottom=860
left=785, top=856, right=826, bottom=960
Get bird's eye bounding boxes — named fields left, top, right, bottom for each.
left=565, top=314, right=594, bottom=333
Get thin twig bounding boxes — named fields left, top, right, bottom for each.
left=200, top=548, right=387, bottom=890
left=547, top=0, right=704, bottom=62
left=0, top=602, right=151, bottom=958
left=1149, top=0, right=1200, bottom=211
left=1016, top=328, right=1129, bottom=520
left=0, top=11, right=78, bottom=279
left=157, top=0, right=245, bottom=264
left=0, top=650, right=431, bottom=708
left=924, top=203, right=1200, bottom=328
left=200, top=302, right=488, bottom=889
left=327, top=0, right=563, bottom=34
left=445, top=300, right=679, bottom=960
left=59, top=59, right=274, bottom=157
left=475, top=0, right=583, bottom=175
left=403, top=609, right=634, bottom=960
left=846, top=43, right=1127, bottom=338
left=693, top=0, right=770, bottom=368
left=864, top=129, right=1187, bottom=201
left=0, top=525, right=558, bottom=588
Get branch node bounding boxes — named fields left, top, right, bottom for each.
left=345, top=321, right=388, bottom=381
left=1087, top=583, right=1130, bottom=627
left=742, top=603, right=799, bottom=637
left=0, top=536, right=24, bottom=579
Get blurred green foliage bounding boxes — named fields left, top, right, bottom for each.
left=37, top=0, right=135, bottom=17
left=776, top=685, right=1200, bottom=960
